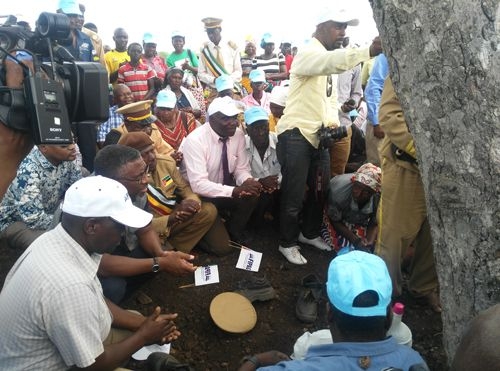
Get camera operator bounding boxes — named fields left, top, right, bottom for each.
left=275, top=6, right=382, bottom=265
left=56, top=0, right=98, bottom=172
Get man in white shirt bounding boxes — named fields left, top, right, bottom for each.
left=0, top=176, right=180, bottom=370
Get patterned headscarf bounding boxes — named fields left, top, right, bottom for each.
left=352, top=163, right=382, bottom=193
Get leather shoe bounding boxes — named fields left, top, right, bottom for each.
left=298, top=232, right=332, bottom=251
left=295, top=275, right=323, bottom=323
left=279, top=245, right=307, bottom=265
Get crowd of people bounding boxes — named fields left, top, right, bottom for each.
left=1, top=0, right=493, bottom=370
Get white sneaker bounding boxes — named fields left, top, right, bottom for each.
left=298, top=233, right=332, bottom=251
left=279, top=245, right=307, bottom=265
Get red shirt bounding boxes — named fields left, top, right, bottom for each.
left=117, top=62, right=156, bottom=101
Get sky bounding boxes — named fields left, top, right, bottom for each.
left=1, top=0, right=379, bottom=53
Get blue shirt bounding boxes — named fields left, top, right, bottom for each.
left=97, top=105, right=123, bottom=142
left=59, top=30, right=94, bottom=62
left=258, top=337, right=428, bottom=371
left=0, top=148, right=82, bottom=232
left=365, top=54, right=389, bottom=125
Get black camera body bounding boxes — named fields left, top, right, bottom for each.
left=0, top=12, right=109, bottom=144
left=318, top=124, right=348, bottom=148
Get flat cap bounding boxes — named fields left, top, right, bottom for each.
left=117, top=131, right=154, bottom=152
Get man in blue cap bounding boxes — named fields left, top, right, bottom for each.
left=241, top=70, right=272, bottom=113
left=238, top=251, right=429, bottom=370
left=244, top=106, right=280, bottom=226
left=57, top=0, right=94, bottom=62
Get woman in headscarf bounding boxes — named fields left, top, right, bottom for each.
left=162, top=68, right=202, bottom=121
left=325, top=163, right=382, bottom=252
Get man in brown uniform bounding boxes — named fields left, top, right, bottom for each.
left=118, top=132, right=231, bottom=256
left=375, top=77, right=441, bottom=312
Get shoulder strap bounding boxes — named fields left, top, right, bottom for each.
left=187, top=49, right=194, bottom=65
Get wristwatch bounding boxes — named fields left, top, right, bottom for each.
left=241, top=355, right=260, bottom=368
left=152, top=257, right=160, bottom=273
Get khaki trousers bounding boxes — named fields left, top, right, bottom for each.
left=375, top=159, right=438, bottom=296
left=365, top=121, right=384, bottom=166
left=165, top=202, right=231, bottom=256
left=329, top=126, right=352, bottom=177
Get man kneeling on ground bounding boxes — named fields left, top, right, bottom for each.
left=0, top=176, right=180, bottom=370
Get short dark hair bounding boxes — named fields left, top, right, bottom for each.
left=94, top=145, right=141, bottom=179
left=127, top=42, right=142, bottom=53
left=330, top=290, right=388, bottom=335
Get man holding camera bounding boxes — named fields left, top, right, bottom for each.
left=275, top=7, right=382, bottom=265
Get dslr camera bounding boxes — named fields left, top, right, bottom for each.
left=318, top=124, right=348, bottom=148
left=0, top=12, right=108, bottom=144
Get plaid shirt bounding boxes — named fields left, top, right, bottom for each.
left=97, top=105, right=123, bottom=142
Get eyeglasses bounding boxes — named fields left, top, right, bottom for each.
left=117, top=165, right=149, bottom=184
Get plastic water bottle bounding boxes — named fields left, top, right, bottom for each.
left=386, top=302, right=413, bottom=347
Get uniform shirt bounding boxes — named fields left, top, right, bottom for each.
left=259, top=337, right=428, bottom=371
left=0, top=224, right=111, bottom=370
left=198, top=38, right=242, bottom=88
left=365, top=53, right=389, bottom=125
left=117, top=62, right=156, bottom=101
left=105, top=49, right=130, bottom=77
left=97, top=105, right=123, bottom=142
left=245, top=133, right=281, bottom=184
left=0, top=148, right=82, bottom=232
left=276, top=38, right=370, bottom=148
left=180, top=123, right=252, bottom=198
left=149, top=154, right=201, bottom=236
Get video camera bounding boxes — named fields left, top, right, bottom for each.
left=0, top=12, right=108, bottom=144
left=318, top=124, right=348, bottom=148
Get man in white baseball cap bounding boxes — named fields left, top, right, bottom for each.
left=180, top=97, right=262, bottom=244
left=0, top=176, right=181, bottom=370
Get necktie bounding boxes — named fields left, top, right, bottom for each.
left=220, top=137, right=232, bottom=185
left=215, top=45, right=225, bottom=68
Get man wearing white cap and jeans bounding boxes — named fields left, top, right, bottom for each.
left=275, top=7, right=382, bottom=265
left=0, top=176, right=181, bottom=370
left=238, top=251, right=429, bottom=370
left=180, top=97, right=262, bottom=244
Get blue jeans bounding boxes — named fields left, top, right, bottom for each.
left=277, top=129, right=330, bottom=247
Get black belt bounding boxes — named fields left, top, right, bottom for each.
left=391, top=144, right=418, bottom=165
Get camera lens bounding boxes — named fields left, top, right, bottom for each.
left=36, top=13, right=70, bottom=40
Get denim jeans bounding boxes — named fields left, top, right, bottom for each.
left=277, top=129, right=330, bottom=247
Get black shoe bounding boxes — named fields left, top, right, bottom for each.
left=295, top=274, right=323, bottom=323
left=234, top=275, right=276, bottom=302
left=146, top=352, right=195, bottom=371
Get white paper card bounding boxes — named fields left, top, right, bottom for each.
left=194, top=265, right=219, bottom=286
left=132, top=343, right=171, bottom=360
left=236, top=248, right=262, bottom=272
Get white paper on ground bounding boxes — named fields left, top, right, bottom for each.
left=194, top=265, right=219, bottom=286
left=236, top=248, right=262, bottom=272
left=132, top=343, right=171, bottom=360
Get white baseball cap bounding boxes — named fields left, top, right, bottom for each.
left=316, top=7, right=359, bottom=26
left=62, top=176, right=152, bottom=229
left=207, top=96, right=242, bottom=117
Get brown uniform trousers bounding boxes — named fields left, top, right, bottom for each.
left=375, top=78, right=438, bottom=297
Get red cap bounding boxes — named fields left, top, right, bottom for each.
left=393, top=302, right=405, bottom=315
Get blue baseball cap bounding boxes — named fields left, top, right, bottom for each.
left=244, top=107, right=269, bottom=126
left=58, top=0, right=82, bottom=15
left=156, top=90, right=176, bottom=109
left=143, top=32, right=157, bottom=44
left=249, top=69, right=266, bottom=83
left=326, top=251, right=392, bottom=317
left=215, top=74, right=233, bottom=92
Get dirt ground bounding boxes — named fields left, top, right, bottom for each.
left=0, top=222, right=447, bottom=370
